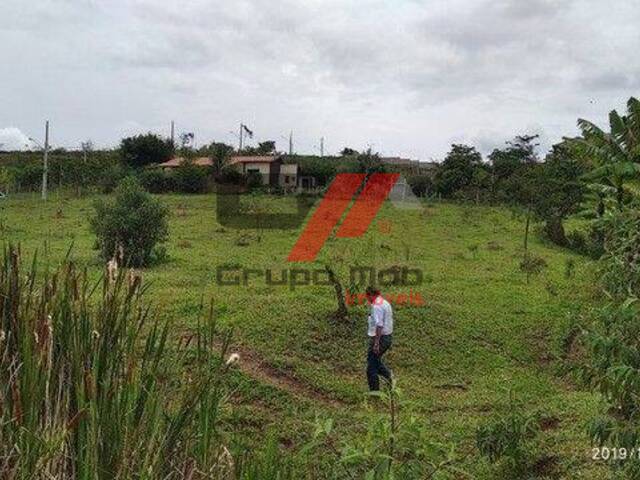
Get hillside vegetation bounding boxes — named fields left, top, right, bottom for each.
left=0, top=192, right=604, bottom=478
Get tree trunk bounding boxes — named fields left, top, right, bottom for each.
left=325, top=265, right=348, bottom=320
left=617, top=186, right=624, bottom=210
left=523, top=203, right=531, bottom=261
left=544, top=217, right=567, bottom=246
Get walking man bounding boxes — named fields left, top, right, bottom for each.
left=365, top=286, right=394, bottom=391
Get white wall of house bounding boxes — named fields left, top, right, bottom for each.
left=235, top=162, right=271, bottom=184
left=280, top=163, right=298, bottom=188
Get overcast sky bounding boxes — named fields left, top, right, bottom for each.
left=1, top=0, right=639, bottom=159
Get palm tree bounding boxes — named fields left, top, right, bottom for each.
left=572, top=97, right=640, bottom=211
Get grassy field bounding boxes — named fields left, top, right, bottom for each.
left=0, top=192, right=605, bottom=478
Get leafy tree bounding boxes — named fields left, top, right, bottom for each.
left=238, top=145, right=258, bottom=155
left=489, top=135, right=540, bottom=202
left=340, top=147, right=359, bottom=156
left=120, top=133, right=174, bottom=168
left=208, top=142, right=235, bottom=176
left=434, top=144, right=482, bottom=197
left=407, top=174, right=433, bottom=197
left=296, top=156, right=337, bottom=186
left=509, top=166, right=541, bottom=260
left=90, top=177, right=169, bottom=266
left=257, top=140, right=276, bottom=155
left=355, top=148, right=385, bottom=175
left=532, top=143, right=586, bottom=245
left=179, top=132, right=194, bottom=149
left=172, top=161, right=210, bottom=193
left=469, top=166, right=491, bottom=204
left=506, top=134, right=540, bottom=163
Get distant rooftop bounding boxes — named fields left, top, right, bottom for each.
left=156, top=157, right=212, bottom=168
left=229, top=155, right=283, bottom=164
left=156, top=154, right=283, bottom=168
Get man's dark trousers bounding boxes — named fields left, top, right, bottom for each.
left=367, top=335, right=393, bottom=391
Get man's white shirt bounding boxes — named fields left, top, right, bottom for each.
left=367, top=295, right=394, bottom=337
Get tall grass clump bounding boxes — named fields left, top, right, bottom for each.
left=0, top=245, right=236, bottom=479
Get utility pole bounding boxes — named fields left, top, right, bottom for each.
left=238, top=123, right=243, bottom=152
left=289, top=131, right=293, bottom=155
left=170, top=121, right=175, bottom=145
left=41, top=120, right=49, bottom=201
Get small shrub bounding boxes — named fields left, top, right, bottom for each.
left=139, top=168, right=173, bottom=193
left=544, top=280, right=558, bottom=297
left=312, top=385, right=466, bottom=479
left=172, top=162, right=210, bottom=193
left=99, top=162, right=127, bottom=193
left=564, top=258, right=576, bottom=279
left=476, top=394, right=541, bottom=475
left=90, top=176, right=169, bottom=267
left=519, top=254, right=546, bottom=283
left=236, top=233, right=252, bottom=246
left=217, top=166, right=245, bottom=185
left=486, top=241, right=503, bottom=251
left=246, top=171, right=264, bottom=191
left=567, top=228, right=605, bottom=259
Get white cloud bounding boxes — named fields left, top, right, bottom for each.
left=0, top=0, right=639, bottom=158
left=0, top=127, right=33, bottom=151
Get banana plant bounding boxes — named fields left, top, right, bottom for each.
left=571, top=97, right=640, bottom=211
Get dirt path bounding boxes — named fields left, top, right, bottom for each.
left=228, top=345, right=350, bottom=408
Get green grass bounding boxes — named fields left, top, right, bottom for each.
left=0, top=192, right=605, bottom=478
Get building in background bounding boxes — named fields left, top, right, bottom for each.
left=156, top=154, right=299, bottom=189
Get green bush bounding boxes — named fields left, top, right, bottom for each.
left=567, top=228, right=605, bottom=259
left=581, top=300, right=640, bottom=480
left=476, top=394, right=540, bottom=475
left=217, top=165, right=245, bottom=185
left=246, top=171, right=264, bottom=190
left=599, top=210, right=640, bottom=299
left=98, top=162, right=127, bottom=193
left=10, top=163, right=42, bottom=191
left=172, top=162, right=210, bottom=193
left=90, top=177, right=169, bottom=266
left=139, top=168, right=173, bottom=193
left=407, top=174, right=433, bottom=197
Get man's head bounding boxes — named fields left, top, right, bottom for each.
left=365, top=286, right=381, bottom=304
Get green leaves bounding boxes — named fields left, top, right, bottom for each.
left=0, top=246, right=234, bottom=479
left=90, top=176, right=169, bottom=267
left=575, top=97, right=640, bottom=213
left=476, top=392, right=540, bottom=474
